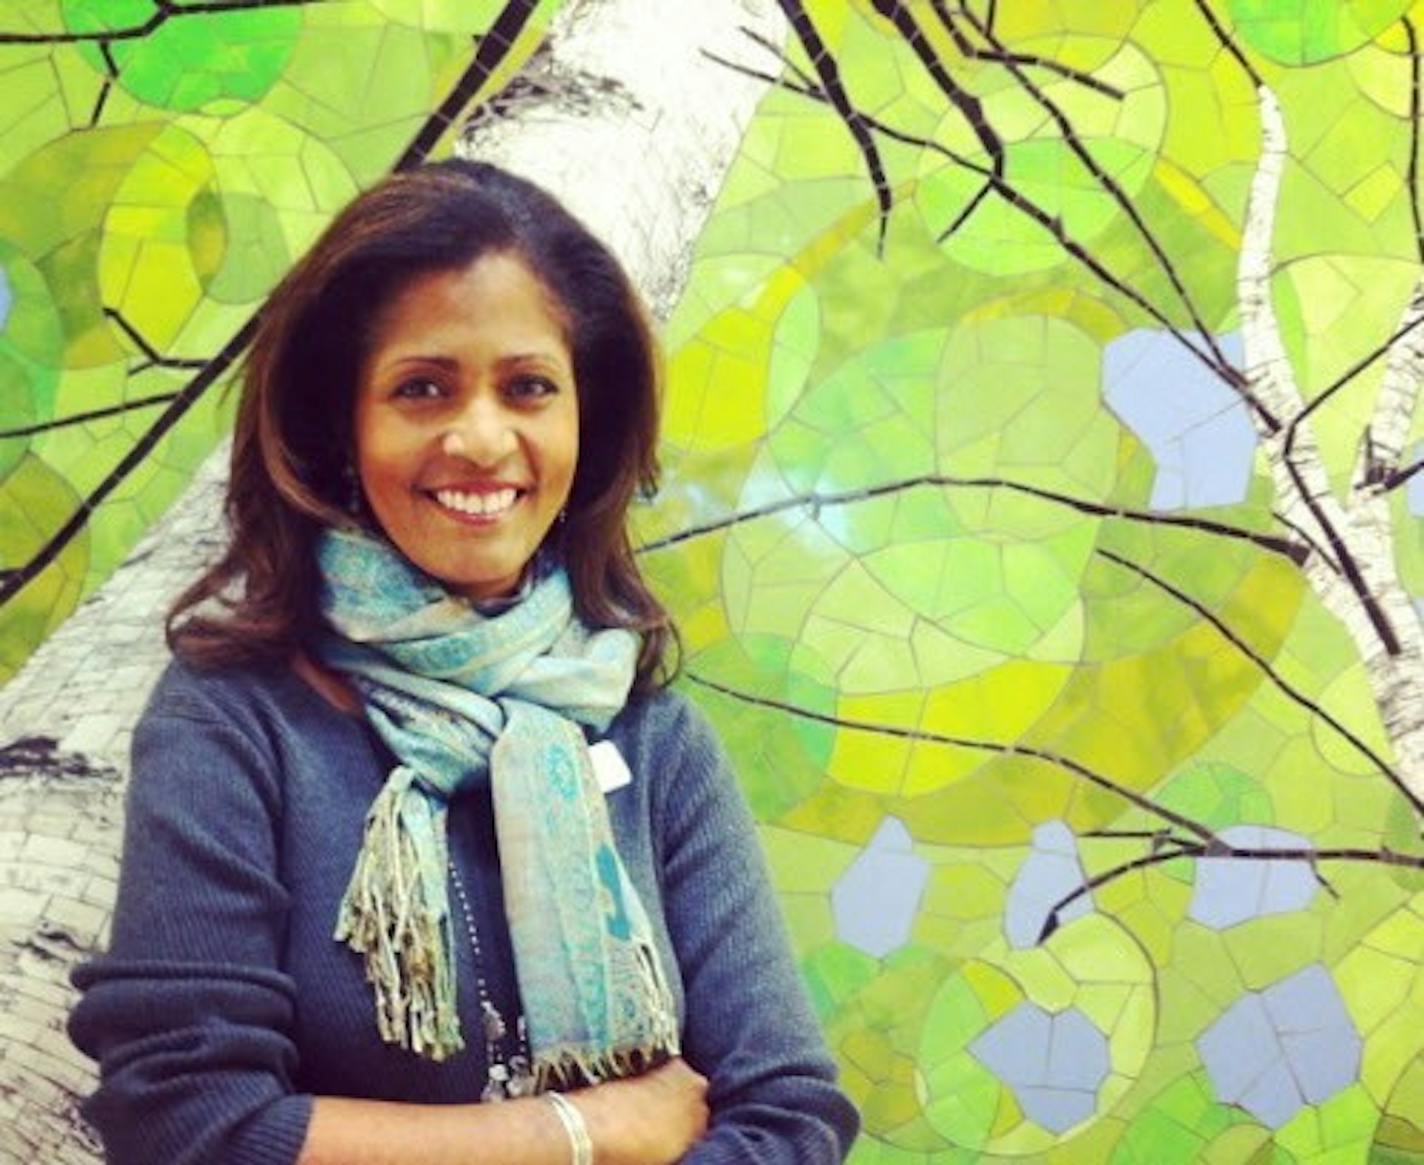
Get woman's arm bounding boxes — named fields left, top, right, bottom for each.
left=69, top=689, right=312, bottom=1165
left=297, top=1058, right=707, bottom=1165
left=650, top=695, right=861, bottom=1163
left=299, top=1096, right=568, bottom=1165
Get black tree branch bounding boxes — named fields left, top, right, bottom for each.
left=0, top=392, right=182, bottom=441
left=1272, top=508, right=1342, bottom=577
left=1098, top=548, right=1424, bottom=820
left=638, top=474, right=1309, bottom=564
left=935, top=178, right=993, bottom=244
left=1297, top=305, right=1424, bottom=436
left=954, top=1, right=1242, bottom=390
left=776, top=0, right=894, bottom=254
left=1407, top=17, right=1423, bottom=266
left=856, top=0, right=1279, bottom=427
left=1039, top=836, right=1424, bottom=943
left=103, top=307, right=209, bottom=370
left=686, top=671, right=1218, bottom=842
left=0, top=0, right=323, bottom=45
left=1191, top=0, right=1264, bottom=89
left=1037, top=843, right=1198, bottom=942
left=929, top=1, right=1124, bottom=100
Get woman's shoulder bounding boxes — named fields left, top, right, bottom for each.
left=141, top=653, right=338, bottom=742
left=607, top=683, right=729, bottom=785
left=133, top=655, right=369, bottom=805
left=612, top=682, right=710, bottom=744
left=146, top=654, right=291, bottom=715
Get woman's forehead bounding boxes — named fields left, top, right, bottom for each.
left=362, top=253, right=573, bottom=371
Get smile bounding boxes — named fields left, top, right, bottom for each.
left=431, top=487, right=523, bottom=520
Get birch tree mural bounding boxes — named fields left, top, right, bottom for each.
left=7, top=0, right=1424, bottom=1162
left=637, top=0, right=1424, bottom=1158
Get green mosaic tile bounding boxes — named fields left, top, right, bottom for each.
left=1229, top=0, right=1412, bottom=65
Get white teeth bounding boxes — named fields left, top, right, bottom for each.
left=434, top=488, right=518, bottom=516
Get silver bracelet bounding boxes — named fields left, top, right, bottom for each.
left=544, top=1091, right=594, bottom=1165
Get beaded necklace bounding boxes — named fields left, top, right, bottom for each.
left=446, top=856, right=536, bottom=1101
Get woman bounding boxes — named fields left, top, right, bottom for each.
left=67, top=159, right=858, bottom=1165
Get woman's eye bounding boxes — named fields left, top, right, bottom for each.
left=507, top=376, right=559, bottom=401
left=392, top=378, right=443, bottom=401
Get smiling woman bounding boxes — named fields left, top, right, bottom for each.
left=64, top=160, right=858, bottom=1165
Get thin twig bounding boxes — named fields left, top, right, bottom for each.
left=0, top=393, right=181, bottom=441
left=1037, top=843, right=1200, bottom=942
left=935, top=179, right=993, bottom=243
left=776, top=0, right=895, bottom=254
left=1407, top=18, right=1424, bottom=265
left=929, top=2, right=1124, bottom=99
left=955, top=1, right=1241, bottom=389
left=1272, top=509, right=1342, bottom=576
left=103, top=308, right=209, bottom=370
left=638, top=473, right=1309, bottom=564
left=0, top=0, right=321, bottom=44
left=701, top=49, right=987, bottom=173
left=686, top=672, right=1218, bottom=842
left=1291, top=307, right=1424, bottom=431
left=1098, top=547, right=1424, bottom=820
left=1192, top=0, right=1263, bottom=88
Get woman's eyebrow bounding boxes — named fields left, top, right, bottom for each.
left=382, top=353, right=460, bottom=371
left=378, top=351, right=568, bottom=372
left=496, top=351, right=569, bottom=371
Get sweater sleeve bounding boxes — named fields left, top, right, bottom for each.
left=653, top=696, right=859, bottom=1163
left=67, top=692, right=313, bottom=1165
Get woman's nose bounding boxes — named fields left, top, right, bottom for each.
left=441, top=397, right=515, bottom=464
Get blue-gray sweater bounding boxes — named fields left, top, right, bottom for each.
left=68, top=660, right=858, bottom=1164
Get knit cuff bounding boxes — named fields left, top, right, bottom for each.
left=225, top=1094, right=315, bottom=1165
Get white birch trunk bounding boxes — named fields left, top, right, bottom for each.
left=0, top=0, right=785, bottom=1157
left=1239, top=84, right=1424, bottom=800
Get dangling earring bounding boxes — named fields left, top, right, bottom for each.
left=342, top=461, right=363, bottom=518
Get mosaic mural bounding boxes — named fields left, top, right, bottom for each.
left=7, top=0, right=1424, bottom=1162
left=638, top=1, right=1424, bottom=1161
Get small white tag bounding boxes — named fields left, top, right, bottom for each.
left=588, top=740, right=632, bottom=793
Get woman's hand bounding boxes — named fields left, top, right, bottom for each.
left=569, top=1057, right=709, bottom=1165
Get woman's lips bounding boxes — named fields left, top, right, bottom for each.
left=427, top=486, right=525, bottom=525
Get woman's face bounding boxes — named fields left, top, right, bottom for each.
left=353, top=251, right=579, bottom=601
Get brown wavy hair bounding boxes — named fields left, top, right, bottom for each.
left=168, top=159, right=676, bottom=691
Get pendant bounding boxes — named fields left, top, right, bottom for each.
left=482, top=1063, right=511, bottom=1104
left=482, top=1000, right=507, bottom=1043
left=506, top=1055, right=535, bottom=1098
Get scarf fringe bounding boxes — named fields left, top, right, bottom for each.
left=534, top=1032, right=680, bottom=1091
left=532, top=938, right=682, bottom=1090
left=334, top=767, right=465, bottom=1062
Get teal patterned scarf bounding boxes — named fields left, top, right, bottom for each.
left=315, top=527, right=680, bottom=1080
